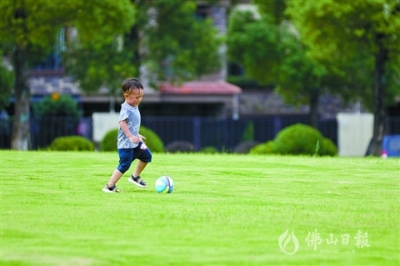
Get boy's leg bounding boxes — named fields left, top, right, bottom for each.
left=128, top=160, right=148, bottom=187
left=133, top=160, right=148, bottom=180
left=107, top=169, right=124, bottom=187
left=128, top=144, right=152, bottom=187
left=103, top=149, right=134, bottom=192
left=103, top=169, right=123, bottom=193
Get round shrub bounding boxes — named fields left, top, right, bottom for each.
left=33, top=94, right=80, bottom=118
left=33, top=95, right=81, bottom=148
left=166, top=141, right=194, bottom=153
left=274, top=124, right=326, bottom=156
left=100, top=126, right=165, bottom=152
left=233, top=141, right=259, bottom=154
left=250, top=141, right=275, bottom=155
left=47, top=136, right=94, bottom=151
left=140, top=126, right=165, bottom=153
left=100, top=129, right=118, bottom=151
left=320, top=138, right=338, bottom=156
left=199, top=146, right=219, bottom=154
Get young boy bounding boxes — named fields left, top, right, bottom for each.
left=102, top=78, right=152, bottom=193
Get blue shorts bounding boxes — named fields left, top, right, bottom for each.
left=116, top=142, right=152, bottom=173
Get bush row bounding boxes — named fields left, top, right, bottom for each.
left=45, top=123, right=337, bottom=156
left=250, top=124, right=337, bottom=156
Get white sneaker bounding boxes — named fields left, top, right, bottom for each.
left=102, top=185, right=121, bottom=193
left=128, top=176, right=147, bottom=188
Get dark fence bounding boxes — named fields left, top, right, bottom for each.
left=141, top=115, right=337, bottom=151
left=1, top=116, right=399, bottom=151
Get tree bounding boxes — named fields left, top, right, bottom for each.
left=286, top=0, right=400, bottom=156
left=227, top=10, right=280, bottom=86
left=0, top=51, right=14, bottom=110
left=64, top=37, right=137, bottom=112
left=253, top=0, right=287, bottom=25
left=0, top=0, right=136, bottom=150
left=275, top=28, right=328, bottom=128
left=132, top=0, right=223, bottom=84
left=64, top=0, right=224, bottom=111
left=226, top=6, right=328, bottom=127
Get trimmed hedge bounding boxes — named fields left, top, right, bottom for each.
left=47, top=136, right=94, bottom=151
left=250, top=141, right=275, bottom=155
left=274, top=124, right=337, bottom=156
left=100, top=126, right=165, bottom=153
left=100, top=129, right=118, bottom=152
left=199, top=146, right=219, bottom=154
left=140, top=126, right=165, bottom=153
left=320, top=138, right=338, bottom=156
left=33, top=94, right=80, bottom=118
left=250, top=124, right=337, bottom=156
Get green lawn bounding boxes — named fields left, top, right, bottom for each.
left=1, top=151, right=399, bottom=266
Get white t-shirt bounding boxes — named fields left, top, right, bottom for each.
left=117, top=102, right=141, bottom=149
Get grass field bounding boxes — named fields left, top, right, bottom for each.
left=1, top=151, right=399, bottom=266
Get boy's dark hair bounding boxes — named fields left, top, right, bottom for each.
left=122, top=78, right=143, bottom=94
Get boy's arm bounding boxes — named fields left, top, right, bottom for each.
left=119, top=120, right=140, bottom=144
left=138, top=134, right=146, bottom=141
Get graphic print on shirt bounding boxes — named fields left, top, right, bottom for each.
left=117, top=103, right=141, bottom=149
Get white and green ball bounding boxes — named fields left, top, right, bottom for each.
left=155, top=176, right=174, bottom=193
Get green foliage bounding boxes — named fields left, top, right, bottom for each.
left=227, top=2, right=328, bottom=127
left=198, top=146, right=219, bottom=154
left=273, top=123, right=336, bottom=156
left=286, top=0, right=400, bottom=58
left=275, top=28, right=328, bottom=106
left=253, top=0, right=288, bottom=25
left=32, top=95, right=80, bottom=149
left=0, top=0, right=136, bottom=149
left=63, top=2, right=138, bottom=104
left=140, top=0, right=222, bottom=83
left=139, top=126, right=165, bottom=153
left=100, top=129, right=118, bottom=152
left=242, top=122, right=254, bottom=141
left=33, top=94, right=80, bottom=118
left=47, top=136, right=94, bottom=151
left=250, top=141, right=276, bottom=155
left=285, top=0, right=400, bottom=155
left=320, top=138, right=338, bottom=157
left=0, top=54, right=13, bottom=110
left=100, top=126, right=165, bottom=153
left=0, top=47, right=13, bottom=110
left=0, top=0, right=136, bottom=56
left=226, top=76, right=267, bottom=90
left=227, top=9, right=280, bottom=85
left=65, top=0, right=224, bottom=94
left=65, top=39, right=137, bottom=96
left=385, top=57, right=400, bottom=108
left=286, top=0, right=400, bottom=110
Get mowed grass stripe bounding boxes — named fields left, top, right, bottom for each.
left=1, top=151, right=399, bottom=265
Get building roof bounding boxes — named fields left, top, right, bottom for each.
left=159, top=81, right=242, bottom=95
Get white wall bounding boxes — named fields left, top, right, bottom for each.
left=92, top=113, right=120, bottom=143
left=336, top=113, right=373, bottom=156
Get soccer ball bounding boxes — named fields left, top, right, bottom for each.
left=155, top=176, right=174, bottom=193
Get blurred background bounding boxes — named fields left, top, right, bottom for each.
left=0, top=0, right=399, bottom=156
